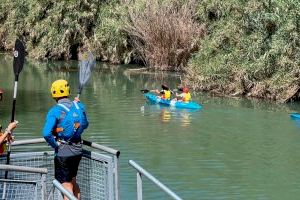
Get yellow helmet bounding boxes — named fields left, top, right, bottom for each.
left=51, top=79, right=70, bottom=98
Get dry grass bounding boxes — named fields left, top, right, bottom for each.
left=123, top=0, right=205, bottom=71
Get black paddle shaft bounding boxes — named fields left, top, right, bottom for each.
left=5, top=39, right=25, bottom=179
left=140, top=88, right=179, bottom=94
left=140, top=89, right=150, bottom=93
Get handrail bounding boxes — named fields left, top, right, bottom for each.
left=52, top=179, right=77, bottom=200
left=11, top=138, right=120, bottom=156
left=128, top=160, right=183, bottom=200
left=82, top=140, right=120, bottom=157
left=11, top=138, right=45, bottom=146
left=0, top=164, right=48, bottom=174
left=0, top=179, right=37, bottom=184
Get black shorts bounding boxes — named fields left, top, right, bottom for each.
left=54, top=154, right=82, bottom=183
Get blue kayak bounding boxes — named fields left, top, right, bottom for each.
left=290, top=113, right=300, bottom=119
left=144, top=93, right=202, bottom=109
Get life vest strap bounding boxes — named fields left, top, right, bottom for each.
left=55, top=127, right=64, bottom=134
left=74, top=122, right=80, bottom=129
left=54, top=102, right=81, bottom=135
left=57, top=103, right=70, bottom=112
left=59, top=139, right=82, bottom=145
left=73, top=101, right=80, bottom=109
left=55, top=122, right=80, bottom=134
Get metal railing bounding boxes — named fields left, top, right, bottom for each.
left=0, top=138, right=120, bottom=200
left=49, top=180, right=77, bottom=200
left=82, top=139, right=120, bottom=200
left=0, top=164, right=47, bottom=200
left=11, top=138, right=120, bottom=200
left=128, top=160, right=183, bottom=200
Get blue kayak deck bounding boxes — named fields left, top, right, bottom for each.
left=290, top=113, right=300, bottom=119
left=144, top=93, right=202, bottom=109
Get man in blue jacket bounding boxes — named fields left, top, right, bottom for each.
left=43, top=79, right=88, bottom=200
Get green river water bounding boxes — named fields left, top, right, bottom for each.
left=1, top=54, right=300, bottom=199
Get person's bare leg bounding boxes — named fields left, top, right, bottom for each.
left=62, top=182, right=73, bottom=200
left=72, top=177, right=81, bottom=200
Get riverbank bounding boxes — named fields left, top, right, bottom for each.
left=1, top=0, right=300, bottom=102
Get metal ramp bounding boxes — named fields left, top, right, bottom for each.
left=0, top=138, right=120, bottom=200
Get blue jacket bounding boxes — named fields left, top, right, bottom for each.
left=43, top=99, right=89, bottom=149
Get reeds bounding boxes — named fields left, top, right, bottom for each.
left=123, top=0, right=205, bottom=71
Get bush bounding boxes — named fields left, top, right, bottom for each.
left=123, top=0, right=205, bottom=71
left=0, top=0, right=130, bottom=63
left=186, top=0, right=300, bottom=102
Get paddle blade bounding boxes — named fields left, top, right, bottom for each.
left=78, top=52, right=95, bottom=94
left=13, top=39, right=25, bottom=76
left=141, top=89, right=150, bottom=93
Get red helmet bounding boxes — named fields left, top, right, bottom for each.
left=183, top=87, right=189, bottom=93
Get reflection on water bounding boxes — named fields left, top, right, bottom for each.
left=143, top=102, right=201, bottom=127
left=290, top=117, right=300, bottom=129
left=3, top=53, right=300, bottom=199
left=160, top=108, right=171, bottom=123
left=178, top=111, right=191, bottom=127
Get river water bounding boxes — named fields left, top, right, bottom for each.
left=1, top=53, right=300, bottom=199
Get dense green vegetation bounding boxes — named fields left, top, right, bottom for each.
left=187, top=0, right=300, bottom=102
left=0, top=0, right=130, bottom=63
left=1, top=0, right=300, bottom=101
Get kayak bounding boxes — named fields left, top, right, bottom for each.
left=290, top=113, right=300, bottom=119
left=144, top=93, right=202, bottom=109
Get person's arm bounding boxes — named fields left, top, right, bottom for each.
left=0, top=121, right=18, bottom=144
left=78, top=103, right=89, bottom=130
left=0, top=132, right=8, bottom=144
left=176, top=93, right=184, bottom=100
left=176, top=93, right=184, bottom=97
left=154, top=89, right=159, bottom=94
left=42, top=110, right=59, bottom=149
left=81, top=111, right=89, bottom=130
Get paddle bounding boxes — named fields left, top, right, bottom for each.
left=140, top=89, right=153, bottom=93
left=140, top=88, right=181, bottom=94
left=0, top=89, right=3, bottom=101
left=11, top=39, right=25, bottom=122
left=3, top=39, right=25, bottom=196
left=77, top=51, right=95, bottom=98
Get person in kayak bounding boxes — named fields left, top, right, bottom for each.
left=155, top=84, right=171, bottom=100
left=43, top=79, right=89, bottom=200
left=0, top=121, right=18, bottom=154
left=175, top=87, right=191, bottom=103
